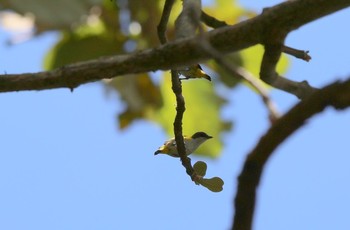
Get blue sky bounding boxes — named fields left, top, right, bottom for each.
left=1, top=1, right=350, bottom=230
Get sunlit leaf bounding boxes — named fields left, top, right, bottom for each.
left=202, top=1, right=258, bottom=89
left=240, top=44, right=289, bottom=89
left=204, top=0, right=244, bottom=25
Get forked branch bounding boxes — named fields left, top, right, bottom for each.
left=1, top=0, right=349, bottom=94
left=232, top=77, right=350, bottom=230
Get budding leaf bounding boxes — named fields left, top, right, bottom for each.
left=200, top=177, right=224, bottom=193
left=193, top=161, right=207, bottom=177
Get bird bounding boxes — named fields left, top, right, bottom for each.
left=154, top=131, right=212, bottom=157
left=178, top=64, right=211, bottom=81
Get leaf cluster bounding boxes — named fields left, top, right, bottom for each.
left=0, top=0, right=288, bottom=158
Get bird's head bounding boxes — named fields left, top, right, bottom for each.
left=191, top=132, right=213, bottom=140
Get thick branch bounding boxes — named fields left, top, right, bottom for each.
left=202, top=8, right=316, bottom=98
left=201, top=10, right=312, bottom=62
left=1, top=0, right=349, bottom=93
left=232, top=77, right=350, bottom=230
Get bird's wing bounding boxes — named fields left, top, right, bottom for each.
left=164, top=138, right=176, bottom=146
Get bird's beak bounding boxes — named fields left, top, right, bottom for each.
left=208, top=136, right=213, bottom=139
left=154, top=150, right=161, bottom=155
left=204, top=74, right=211, bottom=81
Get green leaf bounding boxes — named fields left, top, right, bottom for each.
left=45, top=35, right=111, bottom=69
left=193, top=161, right=207, bottom=177
left=42, top=1, right=125, bottom=70
left=3, top=0, right=103, bottom=32
left=208, top=53, right=243, bottom=88
left=199, top=177, right=224, bottom=193
left=149, top=74, right=232, bottom=158
left=240, top=45, right=289, bottom=87
left=108, top=74, right=163, bottom=129
left=44, top=30, right=124, bottom=70
left=206, top=0, right=244, bottom=25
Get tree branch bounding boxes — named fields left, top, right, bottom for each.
left=201, top=10, right=311, bottom=62
left=201, top=8, right=316, bottom=98
left=196, top=29, right=280, bottom=121
left=170, top=69, right=194, bottom=176
left=281, top=46, right=311, bottom=62
left=232, top=77, right=350, bottom=230
left=157, top=0, right=195, bottom=178
left=260, top=44, right=318, bottom=99
left=1, top=0, right=349, bottom=93
left=157, top=0, right=175, bottom=44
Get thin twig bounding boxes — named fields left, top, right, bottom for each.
left=196, top=11, right=280, bottom=121
left=232, top=77, right=350, bottom=230
left=200, top=11, right=227, bottom=28
left=157, top=0, right=175, bottom=44
left=202, top=41, right=280, bottom=120
left=157, top=0, right=195, bottom=177
left=282, top=46, right=311, bottom=62
left=170, top=69, right=194, bottom=176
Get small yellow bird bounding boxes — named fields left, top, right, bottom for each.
left=178, top=64, right=211, bottom=81
left=154, top=131, right=213, bottom=157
